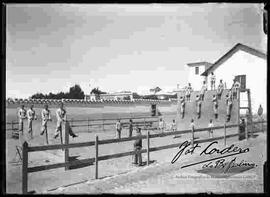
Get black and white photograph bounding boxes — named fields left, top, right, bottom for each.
left=3, top=3, right=268, bottom=194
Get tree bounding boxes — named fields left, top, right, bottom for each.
left=150, top=86, right=162, bottom=94
left=68, top=84, right=85, bottom=99
left=132, top=92, right=141, bottom=99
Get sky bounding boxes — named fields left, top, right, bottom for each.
left=6, top=3, right=267, bottom=98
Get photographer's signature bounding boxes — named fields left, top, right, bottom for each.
left=171, top=140, right=256, bottom=176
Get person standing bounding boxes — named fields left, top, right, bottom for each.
left=258, top=104, right=263, bottom=132
left=179, top=96, right=185, bottom=119
left=212, top=94, right=218, bottom=119
left=27, top=104, right=37, bottom=139
left=115, top=119, right=122, bottom=139
left=210, top=72, right=216, bottom=90
left=18, top=105, right=27, bottom=134
left=54, top=103, right=77, bottom=139
left=217, top=79, right=224, bottom=100
left=171, top=119, right=177, bottom=132
left=208, top=119, right=214, bottom=138
left=232, top=79, right=241, bottom=100
left=239, top=118, right=246, bottom=140
left=40, top=104, right=51, bottom=136
left=196, top=95, right=202, bottom=119
left=200, top=81, right=207, bottom=101
left=226, top=93, right=233, bottom=122
left=185, top=83, right=192, bottom=102
left=128, top=119, right=133, bottom=138
left=158, top=118, right=165, bottom=133
left=133, top=128, right=143, bottom=166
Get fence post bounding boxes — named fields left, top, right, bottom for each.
left=144, top=118, right=146, bottom=129
left=11, top=120, right=14, bottom=130
left=22, top=141, right=28, bottom=194
left=191, top=127, right=194, bottom=148
left=65, top=121, right=69, bottom=171
left=147, top=131, right=150, bottom=165
left=245, top=120, right=248, bottom=140
left=224, top=123, right=226, bottom=146
left=95, top=135, right=99, bottom=179
left=102, top=120, right=105, bottom=131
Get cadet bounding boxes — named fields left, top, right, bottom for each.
left=171, top=119, right=177, bottom=132
left=212, top=94, right=218, bottom=119
left=54, top=103, right=77, bottom=139
left=200, top=81, right=207, bottom=101
left=210, top=72, right=216, bottom=90
left=185, top=83, right=192, bottom=102
left=208, top=119, right=214, bottom=138
left=115, top=119, right=122, bottom=139
left=179, top=96, right=185, bottom=119
left=196, top=95, right=202, bottom=119
left=232, top=79, right=241, bottom=100
left=27, top=104, right=37, bottom=139
left=128, top=119, right=133, bottom=138
left=217, top=79, right=224, bottom=100
left=40, top=104, right=52, bottom=136
left=18, top=104, right=27, bottom=134
left=239, top=118, right=246, bottom=140
left=133, top=128, right=143, bottom=166
left=226, top=93, right=233, bottom=122
left=158, top=118, right=165, bottom=133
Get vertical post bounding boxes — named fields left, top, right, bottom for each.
left=245, top=120, right=248, bottom=140
left=45, top=129, right=49, bottom=145
left=95, top=135, right=99, bottom=179
left=22, top=141, right=28, bottom=194
left=224, top=123, right=226, bottom=146
left=71, top=118, right=73, bottom=127
left=65, top=121, right=69, bottom=171
left=147, top=131, right=150, bottom=165
left=87, top=118, right=89, bottom=132
left=102, top=120, right=105, bottom=131
left=144, top=118, right=146, bottom=129
left=11, top=120, right=14, bottom=130
left=191, top=127, right=194, bottom=148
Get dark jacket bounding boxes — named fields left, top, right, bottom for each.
left=134, top=136, right=142, bottom=148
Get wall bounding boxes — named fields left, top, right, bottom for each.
left=207, top=50, right=267, bottom=113
left=187, top=65, right=206, bottom=91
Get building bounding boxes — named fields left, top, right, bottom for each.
left=201, top=43, right=267, bottom=113
left=186, top=62, right=212, bottom=90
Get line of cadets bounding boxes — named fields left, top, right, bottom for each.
left=17, top=102, right=78, bottom=144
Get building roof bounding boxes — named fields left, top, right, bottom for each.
left=186, top=62, right=212, bottom=69
left=201, top=43, right=267, bottom=76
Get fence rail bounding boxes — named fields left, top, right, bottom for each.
left=20, top=119, right=267, bottom=194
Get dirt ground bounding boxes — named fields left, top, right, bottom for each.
left=5, top=107, right=267, bottom=194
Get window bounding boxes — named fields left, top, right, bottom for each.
left=195, top=67, right=199, bottom=75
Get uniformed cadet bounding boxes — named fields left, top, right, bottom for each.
left=158, top=118, right=165, bottom=133
left=185, top=83, right=192, bottom=102
left=208, top=119, right=214, bottom=138
left=200, top=81, right=207, bottom=101
left=54, top=103, right=78, bottom=139
left=196, top=95, right=202, bottom=119
left=217, top=79, right=224, bottom=100
left=179, top=96, right=185, bottom=119
left=115, top=119, right=122, bottom=139
left=128, top=119, right=133, bottom=138
left=133, top=128, right=143, bottom=166
left=212, top=94, right=218, bottom=119
left=210, top=72, right=216, bottom=90
left=258, top=104, right=263, bottom=117
left=171, top=119, right=177, bottom=132
left=27, top=104, right=37, bottom=139
left=41, top=104, right=51, bottom=135
left=232, top=79, right=241, bottom=100
left=18, top=105, right=27, bottom=133
left=226, top=93, right=233, bottom=122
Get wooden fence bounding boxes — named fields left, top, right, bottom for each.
left=20, top=120, right=266, bottom=193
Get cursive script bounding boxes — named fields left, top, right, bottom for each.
left=171, top=140, right=249, bottom=165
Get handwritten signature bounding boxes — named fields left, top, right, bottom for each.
left=171, top=140, right=250, bottom=166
